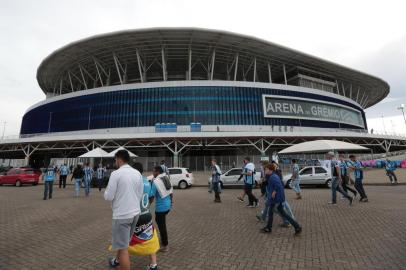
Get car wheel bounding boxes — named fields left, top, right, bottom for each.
left=285, top=179, right=292, bottom=189
left=325, top=179, right=332, bottom=188
left=178, top=180, right=188, bottom=189
left=15, top=180, right=22, bottom=187
left=32, top=182, right=38, bottom=186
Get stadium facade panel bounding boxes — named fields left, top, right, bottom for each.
left=21, top=81, right=366, bottom=134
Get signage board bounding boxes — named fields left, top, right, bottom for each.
left=262, top=95, right=364, bottom=128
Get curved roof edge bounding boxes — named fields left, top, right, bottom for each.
left=36, top=27, right=390, bottom=108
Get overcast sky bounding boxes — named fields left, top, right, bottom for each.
left=1, top=0, right=405, bottom=136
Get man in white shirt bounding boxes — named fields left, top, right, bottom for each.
left=104, top=150, right=143, bottom=270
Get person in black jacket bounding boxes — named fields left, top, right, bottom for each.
left=71, top=164, right=85, bottom=197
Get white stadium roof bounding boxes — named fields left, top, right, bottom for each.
left=37, top=27, right=389, bottom=108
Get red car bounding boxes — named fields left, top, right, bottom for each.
left=0, top=168, right=41, bottom=187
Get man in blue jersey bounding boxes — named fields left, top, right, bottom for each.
left=348, top=155, right=368, bottom=202
left=290, top=159, right=302, bottom=199
left=83, top=162, right=94, bottom=197
left=385, top=158, right=398, bottom=184
left=338, top=154, right=357, bottom=198
left=43, top=165, right=56, bottom=200
left=96, top=164, right=106, bottom=191
left=211, top=159, right=222, bottom=203
left=150, top=166, right=173, bottom=252
left=327, top=152, right=353, bottom=205
left=58, top=163, right=69, bottom=189
left=160, top=160, right=170, bottom=177
left=241, top=157, right=258, bottom=207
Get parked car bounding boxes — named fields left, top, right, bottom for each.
left=0, top=167, right=42, bottom=187
left=168, top=167, right=194, bottom=189
left=208, top=167, right=261, bottom=188
left=283, top=166, right=332, bottom=188
left=147, top=167, right=194, bottom=189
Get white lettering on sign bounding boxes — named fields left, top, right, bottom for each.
left=267, top=102, right=304, bottom=114
left=263, top=95, right=365, bottom=128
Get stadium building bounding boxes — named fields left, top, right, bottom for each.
left=1, top=28, right=405, bottom=170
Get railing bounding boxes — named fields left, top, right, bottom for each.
left=1, top=125, right=406, bottom=142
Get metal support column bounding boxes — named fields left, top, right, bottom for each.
left=282, top=64, right=287, bottom=85
left=267, top=62, right=272, bottom=83
left=188, top=47, right=192, bottom=80
left=113, top=53, right=123, bottom=85
left=161, top=48, right=167, bottom=81
left=210, top=49, right=216, bottom=80
left=253, top=57, right=257, bottom=82
left=79, top=65, right=88, bottom=90
left=234, top=53, right=239, bottom=81
left=136, top=49, right=144, bottom=83
left=68, top=72, right=74, bottom=92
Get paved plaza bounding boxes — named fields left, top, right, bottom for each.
left=0, top=184, right=406, bottom=270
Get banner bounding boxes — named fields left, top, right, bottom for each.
left=262, top=95, right=364, bottom=128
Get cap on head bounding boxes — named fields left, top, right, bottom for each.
left=327, top=151, right=335, bottom=156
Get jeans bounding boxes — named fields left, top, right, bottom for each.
left=266, top=202, right=300, bottom=230
left=331, top=177, right=351, bottom=204
left=155, top=210, right=170, bottom=246
left=386, top=171, right=397, bottom=183
left=84, top=178, right=91, bottom=195
left=43, top=181, right=53, bottom=199
left=291, top=179, right=301, bottom=194
left=244, top=183, right=258, bottom=205
left=74, top=179, right=82, bottom=197
left=97, top=178, right=103, bottom=191
left=354, top=178, right=367, bottom=199
left=59, top=175, right=67, bottom=188
left=341, top=176, right=357, bottom=196
left=261, top=201, right=293, bottom=225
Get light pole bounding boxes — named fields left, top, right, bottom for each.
left=1, top=121, right=6, bottom=140
left=397, top=104, right=406, bottom=127
left=381, top=115, right=387, bottom=134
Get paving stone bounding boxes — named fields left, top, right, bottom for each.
left=0, top=185, right=405, bottom=269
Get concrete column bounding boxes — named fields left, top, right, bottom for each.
left=173, top=152, right=179, bottom=167
left=24, top=155, right=30, bottom=166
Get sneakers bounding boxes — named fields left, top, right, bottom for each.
left=256, top=214, right=265, bottom=222
left=146, top=264, right=159, bottom=270
left=328, top=202, right=337, bottom=205
left=159, top=246, right=169, bottom=252
left=237, top=196, right=244, bottom=202
left=261, top=227, right=272, bottom=233
left=294, top=227, right=302, bottom=235
left=108, top=257, right=120, bottom=268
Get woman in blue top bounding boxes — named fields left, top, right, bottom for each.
left=149, top=166, right=173, bottom=252
left=262, top=163, right=302, bottom=235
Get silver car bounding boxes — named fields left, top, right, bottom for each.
left=283, top=166, right=332, bottom=188
left=208, top=168, right=261, bottom=188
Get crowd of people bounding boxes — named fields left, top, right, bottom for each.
left=38, top=149, right=397, bottom=269
left=208, top=152, right=372, bottom=236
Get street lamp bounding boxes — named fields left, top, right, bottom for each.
left=1, top=121, right=6, bottom=140
left=397, top=103, right=406, bottom=127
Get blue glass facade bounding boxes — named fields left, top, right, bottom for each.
left=20, top=86, right=366, bottom=134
